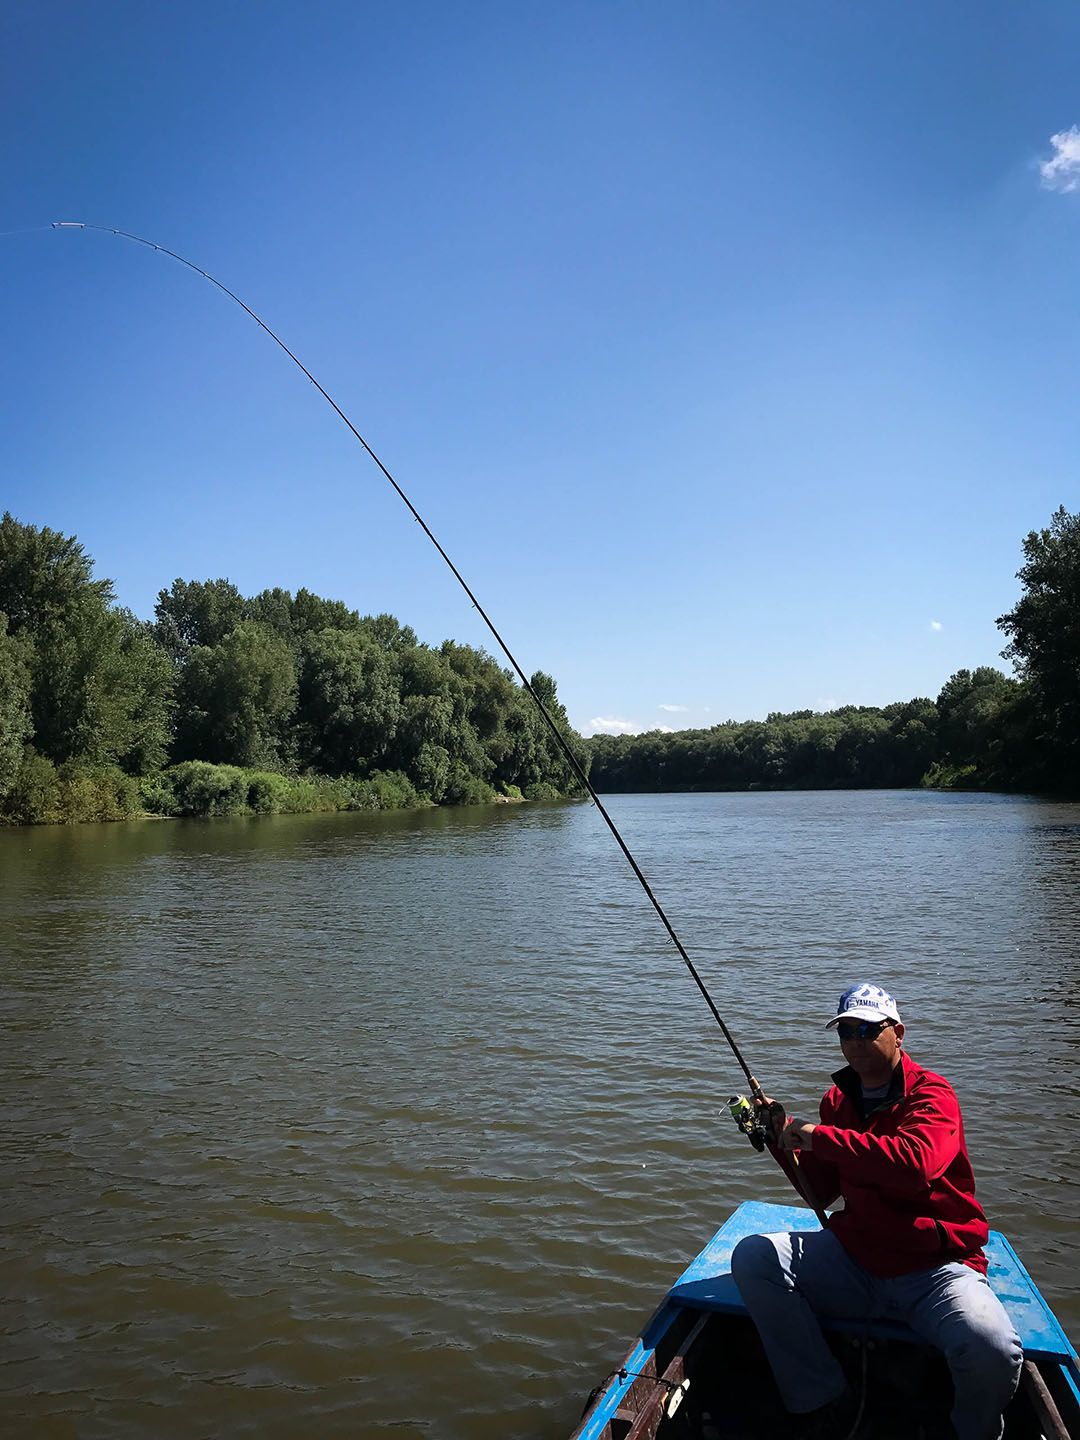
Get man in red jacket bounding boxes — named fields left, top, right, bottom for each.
left=731, top=982, right=1022, bottom=1440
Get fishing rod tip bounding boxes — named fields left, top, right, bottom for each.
left=53, top=221, right=85, bottom=229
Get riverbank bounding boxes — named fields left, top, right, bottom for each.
left=0, top=758, right=557, bottom=826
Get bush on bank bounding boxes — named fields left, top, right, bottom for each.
left=0, top=757, right=434, bottom=824
left=523, top=781, right=561, bottom=801
left=0, top=756, right=545, bottom=824
left=137, top=762, right=436, bottom=819
left=0, top=752, right=143, bottom=824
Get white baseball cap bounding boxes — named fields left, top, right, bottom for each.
left=825, top=981, right=901, bottom=1030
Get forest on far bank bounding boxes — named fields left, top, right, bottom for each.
left=0, top=514, right=588, bottom=824
left=587, top=506, right=1080, bottom=800
left=0, top=504, right=1076, bottom=825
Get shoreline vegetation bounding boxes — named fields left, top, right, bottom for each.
left=1, top=506, right=1076, bottom=825
left=2, top=759, right=545, bottom=826
left=588, top=506, right=1079, bottom=802
left=0, top=514, right=586, bottom=826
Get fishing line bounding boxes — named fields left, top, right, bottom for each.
left=36, top=221, right=771, bottom=1105
left=0, top=223, right=58, bottom=240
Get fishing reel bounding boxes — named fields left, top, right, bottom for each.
left=727, top=1094, right=786, bottom=1153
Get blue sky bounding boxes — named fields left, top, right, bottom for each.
left=3, top=2, right=1079, bottom=736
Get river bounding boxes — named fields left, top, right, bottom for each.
left=1, top=790, right=1077, bottom=1437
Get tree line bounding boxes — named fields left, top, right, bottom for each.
left=0, top=513, right=588, bottom=823
left=588, top=507, right=1080, bottom=799
left=1, top=504, right=1075, bottom=823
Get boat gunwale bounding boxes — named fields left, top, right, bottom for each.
left=570, top=1200, right=1080, bottom=1440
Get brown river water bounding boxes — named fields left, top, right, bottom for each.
left=1, top=790, right=1078, bottom=1438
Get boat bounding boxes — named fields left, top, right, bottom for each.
left=571, top=1200, right=1079, bottom=1440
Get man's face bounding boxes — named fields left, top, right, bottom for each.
left=837, top=1017, right=905, bottom=1077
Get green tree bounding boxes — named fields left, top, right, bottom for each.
left=997, top=505, right=1080, bottom=792
left=0, top=614, right=33, bottom=795
left=514, top=671, right=589, bottom=795
left=154, top=578, right=246, bottom=660
left=441, top=642, right=515, bottom=726
left=174, top=621, right=297, bottom=768
left=0, top=512, right=112, bottom=632
left=412, top=741, right=452, bottom=800
left=884, top=698, right=939, bottom=785
left=0, top=514, right=588, bottom=816
left=588, top=703, right=944, bottom=793
left=392, top=644, right=489, bottom=795
left=33, top=604, right=175, bottom=770
left=936, top=667, right=1020, bottom=781
left=246, top=587, right=297, bottom=646
left=109, top=614, right=175, bottom=774
left=359, top=612, right=419, bottom=653
left=291, top=588, right=362, bottom=638
left=0, top=513, right=112, bottom=762
left=295, top=628, right=402, bottom=774
left=0, top=516, right=172, bottom=771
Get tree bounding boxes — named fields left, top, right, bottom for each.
left=0, top=516, right=172, bottom=770
left=517, top=671, right=589, bottom=795
left=884, top=698, right=939, bottom=785
left=291, top=587, right=362, bottom=638
left=295, top=628, right=401, bottom=774
left=587, top=703, right=945, bottom=792
left=108, top=614, right=175, bottom=774
left=0, top=614, right=33, bottom=795
left=246, top=587, right=297, bottom=646
left=360, top=612, right=418, bottom=653
left=411, top=741, right=451, bottom=801
left=174, top=621, right=297, bottom=768
left=392, top=644, right=489, bottom=793
left=154, top=578, right=246, bottom=660
left=0, top=512, right=112, bottom=632
left=936, top=668, right=1018, bottom=773
left=997, top=506, right=1080, bottom=791
left=0, top=513, right=588, bottom=812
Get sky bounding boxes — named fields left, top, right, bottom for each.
left=3, top=1, right=1079, bottom=737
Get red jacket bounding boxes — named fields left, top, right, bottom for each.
left=797, top=1051, right=989, bottom=1278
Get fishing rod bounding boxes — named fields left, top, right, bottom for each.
left=33, top=220, right=824, bottom=1219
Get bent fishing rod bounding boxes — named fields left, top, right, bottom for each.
left=35, top=220, right=824, bottom=1220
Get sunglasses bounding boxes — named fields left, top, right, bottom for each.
left=836, top=1018, right=893, bottom=1042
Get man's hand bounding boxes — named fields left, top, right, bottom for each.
left=753, top=1094, right=808, bottom=1150
left=752, top=1094, right=785, bottom=1146
left=782, top=1120, right=817, bottom=1152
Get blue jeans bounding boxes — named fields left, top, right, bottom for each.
left=731, top=1229, right=1023, bottom=1440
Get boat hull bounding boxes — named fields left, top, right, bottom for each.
left=571, top=1201, right=1080, bottom=1440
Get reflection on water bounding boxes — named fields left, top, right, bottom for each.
left=1, top=791, right=1077, bottom=1437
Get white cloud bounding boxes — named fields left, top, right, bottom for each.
left=1039, top=126, right=1080, bottom=193
left=584, top=716, right=637, bottom=736
left=930, top=619, right=943, bottom=632
left=659, top=703, right=689, bottom=713
left=658, top=725, right=675, bottom=734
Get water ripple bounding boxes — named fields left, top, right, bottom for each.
left=0, top=791, right=1077, bottom=1437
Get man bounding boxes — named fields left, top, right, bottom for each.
left=730, top=982, right=1022, bottom=1440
